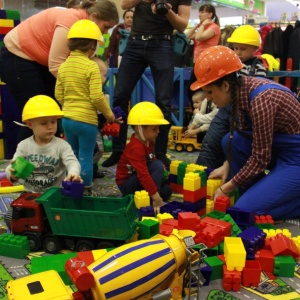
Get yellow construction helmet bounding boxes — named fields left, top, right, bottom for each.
left=128, top=102, right=169, bottom=125
left=227, top=25, right=261, bottom=47
left=67, top=20, right=104, bottom=45
left=22, top=95, right=64, bottom=122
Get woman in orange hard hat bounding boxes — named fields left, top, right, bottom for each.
left=191, top=45, right=300, bottom=221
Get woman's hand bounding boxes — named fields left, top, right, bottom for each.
left=208, top=160, right=230, bottom=184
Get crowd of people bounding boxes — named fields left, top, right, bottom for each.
left=1, top=0, right=300, bottom=220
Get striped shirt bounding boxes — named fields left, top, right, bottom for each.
left=231, top=75, right=300, bottom=187
left=55, top=51, right=113, bottom=126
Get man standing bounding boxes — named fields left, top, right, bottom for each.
left=102, top=0, right=191, bottom=168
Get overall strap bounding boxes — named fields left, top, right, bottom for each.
left=249, top=83, right=299, bottom=103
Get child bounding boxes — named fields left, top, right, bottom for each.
left=116, top=102, right=172, bottom=214
left=227, top=25, right=267, bottom=77
left=55, top=20, right=121, bottom=192
left=184, top=90, right=218, bottom=143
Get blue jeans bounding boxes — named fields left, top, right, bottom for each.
left=0, top=47, right=57, bottom=141
left=222, top=131, right=300, bottom=220
left=62, top=118, right=98, bottom=186
left=118, top=159, right=172, bottom=201
left=112, top=39, right=173, bottom=155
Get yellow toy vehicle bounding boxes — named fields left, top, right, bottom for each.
left=168, top=126, right=201, bottom=152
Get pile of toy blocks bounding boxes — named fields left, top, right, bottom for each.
left=134, top=160, right=300, bottom=292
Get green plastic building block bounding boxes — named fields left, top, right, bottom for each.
left=204, top=256, right=224, bottom=280
left=274, top=255, right=295, bottom=277
left=12, top=156, right=34, bottom=179
left=137, top=219, right=159, bottom=239
left=0, top=233, right=30, bottom=258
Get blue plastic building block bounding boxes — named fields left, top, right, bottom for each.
left=61, top=181, right=84, bottom=198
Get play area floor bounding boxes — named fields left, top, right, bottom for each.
left=0, top=150, right=300, bottom=300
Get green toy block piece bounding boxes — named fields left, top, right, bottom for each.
left=274, top=255, right=295, bottom=277
left=0, top=233, right=30, bottom=259
left=218, top=241, right=224, bottom=255
left=194, top=170, right=207, bottom=186
left=203, top=210, right=226, bottom=220
left=12, top=156, right=35, bottom=179
left=138, top=219, right=159, bottom=239
left=221, top=214, right=242, bottom=236
left=177, top=162, right=189, bottom=185
left=255, top=223, right=275, bottom=230
left=5, top=10, right=21, bottom=20
left=204, top=256, right=224, bottom=280
left=203, top=245, right=219, bottom=257
left=31, top=253, right=77, bottom=285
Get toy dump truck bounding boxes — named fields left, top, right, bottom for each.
left=168, top=126, right=201, bottom=152
left=10, top=187, right=138, bottom=253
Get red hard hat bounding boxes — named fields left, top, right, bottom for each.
left=191, top=45, right=243, bottom=91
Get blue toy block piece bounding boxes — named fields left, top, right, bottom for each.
left=238, top=226, right=266, bottom=255
left=200, top=264, right=213, bottom=286
left=61, top=181, right=84, bottom=198
left=138, top=206, right=155, bottom=219
left=183, top=197, right=206, bottom=212
left=226, top=207, right=256, bottom=227
left=0, top=233, right=30, bottom=258
left=0, top=10, right=6, bottom=18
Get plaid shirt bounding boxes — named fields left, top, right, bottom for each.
left=231, top=75, right=300, bottom=187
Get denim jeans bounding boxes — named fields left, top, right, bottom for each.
left=0, top=47, right=57, bottom=141
left=112, top=39, right=173, bottom=155
left=62, top=118, right=98, bottom=187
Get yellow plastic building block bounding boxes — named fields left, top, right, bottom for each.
left=183, top=172, right=200, bottom=191
left=207, top=178, right=222, bottom=199
left=206, top=199, right=214, bottom=214
left=134, top=190, right=150, bottom=209
left=156, top=212, right=174, bottom=224
left=0, top=19, right=14, bottom=27
left=224, top=237, right=246, bottom=271
left=169, top=160, right=183, bottom=175
left=185, top=163, right=207, bottom=174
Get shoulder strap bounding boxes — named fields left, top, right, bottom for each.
left=249, top=83, right=299, bottom=103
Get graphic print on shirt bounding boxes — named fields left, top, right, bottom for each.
left=126, top=152, right=156, bottom=174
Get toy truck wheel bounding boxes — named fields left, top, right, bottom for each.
left=75, top=239, right=95, bottom=252
left=175, top=143, right=183, bottom=152
left=25, top=234, right=41, bottom=252
left=96, top=240, right=116, bottom=249
left=43, top=235, right=62, bottom=254
left=186, top=144, right=195, bottom=152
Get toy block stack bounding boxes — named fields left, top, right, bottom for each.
left=0, top=9, right=21, bottom=159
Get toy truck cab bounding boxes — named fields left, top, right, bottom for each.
left=10, top=192, right=45, bottom=251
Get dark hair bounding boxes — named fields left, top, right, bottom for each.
left=199, top=4, right=220, bottom=27
left=122, top=9, right=134, bottom=19
left=212, top=72, right=241, bottom=161
left=67, top=0, right=119, bottom=24
left=68, top=38, right=98, bottom=52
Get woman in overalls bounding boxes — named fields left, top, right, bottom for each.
left=191, top=45, right=300, bottom=220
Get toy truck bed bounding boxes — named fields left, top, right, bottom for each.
left=36, top=187, right=138, bottom=242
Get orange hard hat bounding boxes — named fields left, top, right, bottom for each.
left=191, top=45, right=243, bottom=91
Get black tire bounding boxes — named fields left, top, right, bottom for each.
left=25, top=234, right=41, bottom=252
left=75, top=239, right=95, bottom=252
left=43, top=235, right=62, bottom=254
left=96, top=240, right=116, bottom=249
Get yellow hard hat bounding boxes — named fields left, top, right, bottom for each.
left=22, top=95, right=64, bottom=122
left=128, top=102, right=170, bottom=125
left=67, top=20, right=104, bottom=45
left=227, top=25, right=261, bottom=47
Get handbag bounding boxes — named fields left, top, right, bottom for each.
left=173, top=32, right=190, bottom=56
left=118, top=29, right=130, bottom=56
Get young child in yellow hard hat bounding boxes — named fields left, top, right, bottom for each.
left=55, top=20, right=122, bottom=195
left=116, top=102, right=172, bottom=214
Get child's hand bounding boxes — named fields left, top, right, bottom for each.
left=106, top=114, right=116, bottom=124
left=184, top=129, right=197, bottom=137
left=64, top=173, right=83, bottom=183
left=9, top=167, right=19, bottom=182
left=193, top=108, right=200, bottom=115
left=114, top=116, right=123, bottom=124
left=151, top=192, right=163, bottom=215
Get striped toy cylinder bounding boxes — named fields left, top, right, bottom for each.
left=88, top=233, right=187, bottom=300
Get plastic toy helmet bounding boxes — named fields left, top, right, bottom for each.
left=67, top=20, right=104, bottom=45
left=22, top=95, right=64, bottom=122
left=128, top=102, right=170, bottom=125
left=227, top=25, right=261, bottom=47
left=191, top=45, right=243, bottom=91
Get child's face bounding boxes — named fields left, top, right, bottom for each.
left=233, top=43, right=258, bottom=62
left=141, top=125, right=160, bottom=143
left=26, top=116, right=58, bottom=145
left=192, top=96, right=204, bottom=109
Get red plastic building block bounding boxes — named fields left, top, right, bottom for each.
left=255, top=249, right=274, bottom=273
left=255, top=215, right=274, bottom=225
left=269, top=233, right=300, bottom=259
left=242, top=260, right=262, bottom=287
left=102, top=123, right=120, bottom=137
left=222, top=265, right=241, bottom=291
left=214, top=195, right=230, bottom=212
